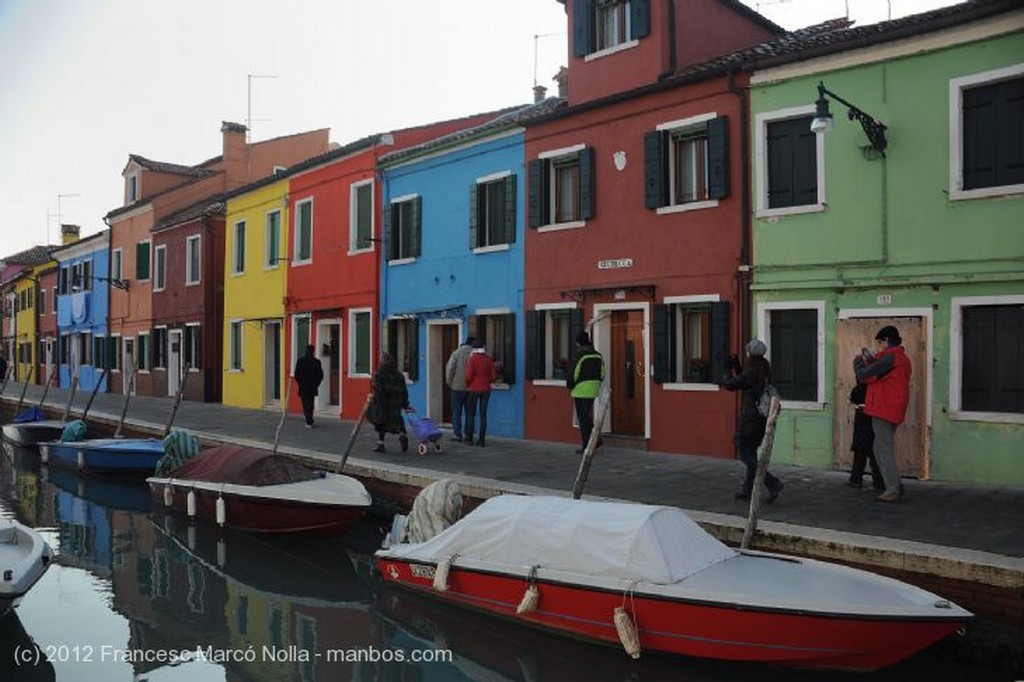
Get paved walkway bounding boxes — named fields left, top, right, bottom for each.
left=3, top=382, right=1022, bottom=566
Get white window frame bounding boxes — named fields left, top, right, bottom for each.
left=153, top=325, right=167, bottom=370
left=184, top=322, right=201, bottom=372
left=533, top=302, right=577, bottom=387
left=265, top=209, right=282, bottom=269
left=185, top=235, right=201, bottom=285
left=948, top=63, right=1024, bottom=201
left=349, top=179, right=374, bottom=254
left=656, top=112, right=719, bottom=214
left=537, top=143, right=587, bottom=232
left=755, top=105, right=826, bottom=218
left=756, top=300, right=826, bottom=410
left=294, top=197, right=313, bottom=265
left=153, top=244, right=167, bottom=292
left=661, top=294, right=721, bottom=392
left=137, top=332, right=151, bottom=373
left=949, top=295, right=1024, bottom=424
left=348, top=308, right=373, bottom=377
left=112, top=248, right=123, bottom=282
left=228, top=319, right=243, bottom=372
left=126, top=173, right=139, bottom=203
left=232, top=219, right=246, bottom=275
left=473, top=170, right=513, bottom=252
left=291, top=314, right=312, bottom=372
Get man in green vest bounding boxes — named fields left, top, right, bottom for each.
left=567, top=331, right=605, bottom=454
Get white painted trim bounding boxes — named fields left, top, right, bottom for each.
left=535, top=302, right=577, bottom=311
left=184, top=234, right=201, bottom=286
left=538, top=143, right=586, bottom=160
left=390, top=192, right=419, bottom=204
left=264, top=208, right=282, bottom=270
left=656, top=112, right=717, bottom=132
left=476, top=170, right=512, bottom=184
left=532, top=379, right=568, bottom=387
left=229, top=318, right=244, bottom=372
left=583, top=38, right=639, bottom=62
left=948, top=62, right=1024, bottom=201
left=112, top=248, right=123, bottom=281
left=537, top=220, right=585, bottom=233
left=387, top=257, right=416, bottom=266
left=152, top=244, right=167, bottom=292
left=472, top=243, right=511, bottom=255
left=232, top=219, right=246, bottom=275
left=347, top=307, right=373, bottom=378
left=475, top=307, right=511, bottom=316
left=754, top=105, right=826, bottom=218
left=293, top=196, right=314, bottom=266
left=592, top=301, right=651, bottom=438
left=949, top=295, right=1024, bottom=424
left=662, top=382, right=720, bottom=392
left=349, top=178, right=375, bottom=253
left=757, top=300, right=827, bottom=409
left=656, top=200, right=719, bottom=215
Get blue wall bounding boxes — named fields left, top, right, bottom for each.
left=56, top=244, right=110, bottom=393
left=381, top=131, right=526, bottom=438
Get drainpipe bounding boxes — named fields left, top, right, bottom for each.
left=660, top=0, right=678, bottom=80
left=727, top=69, right=752, bottom=347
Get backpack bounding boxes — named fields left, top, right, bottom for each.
left=756, top=382, right=781, bottom=418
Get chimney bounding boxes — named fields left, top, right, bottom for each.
left=60, top=224, right=81, bottom=245
left=533, top=85, right=548, bottom=103
left=221, top=121, right=249, bottom=184
left=555, top=67, right=569, bottom=99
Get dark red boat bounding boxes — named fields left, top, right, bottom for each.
left=147, top=444, right=370, bottom=537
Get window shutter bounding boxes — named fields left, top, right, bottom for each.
left=386, top=319, right=397, bottom=357
left=408, top=319, right=420, bottom=382
left=644, top=130, right=668, bottom=209
left=504, top=174, right=517, bottom=244
left=652, top=304, right=670, bottom=384
left=709, top=301, right=730, bottom=380
left=525, top=310, right=541, bottom=381
left=579, top=146, right=596, bottom=220
left=469, top=183, right=479, bottom=250
left=631, top=0, right=651, bottom=39
left=502, top=313, right=516, bottom=385
left=106, top=337, right=117, bottom=369
left=382, top=204, right=392, bottom=260
left=707, top=116, right=730, bottom=200
left=194, top=328, right=202, bottom=369
left=135, top=242, right=150, bottom=279
left=410, top=196, right=422, bottom=258
left=528, top=159, right=545, bottom=228
left=767, top=117, right=816, bottom=209
left=572, top=0, right=592, bottom=57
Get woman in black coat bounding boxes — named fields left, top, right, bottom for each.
left=369, top=353, right=410, bottom=453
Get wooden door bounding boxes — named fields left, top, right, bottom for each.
left=609, top=310, right=645, bottom=436
left=440, top=325, right=459, bottom=424
left=834, top=317, right=927, bottom=478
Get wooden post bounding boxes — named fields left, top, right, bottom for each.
left=272, top=378, right=295, bottom=454
left=162, top=365, right=192, bottom=436
left=37, top=365, right=57, bottom=408
left=114, top=359, right=139, bottom=438
left=13, top=365, right=34, bottom=414
left=741, top=396, right=782, bottom=550
left=0, top=364, right=11, bottom=396
left=62, top=372, right=80, bottom=421
left=572, top=387, right=611, bottom=500
left=338, top=392, right=374, bottom=474
left=81, top=368, right=109, bottom=421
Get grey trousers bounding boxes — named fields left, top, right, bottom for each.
left=871, top=417, right=902, bottom=494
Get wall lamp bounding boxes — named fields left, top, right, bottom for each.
left=810, top=81, right=888, bottom=156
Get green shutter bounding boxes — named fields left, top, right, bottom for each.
left=631, top=0, right=651, bottom=39
left=644, top=130, right=668, bottom=209
left=528, top=159, right=546, bottom=228
left=469, top=183, right=479, bottom=250
left=579, top=146, right=596, bottom=220
left=653, top=304, right=670, bottom=384
left=710, top=301, right=730, bottom=381
left=525, top=310, right=540, bottom=380
left=502, top=313, right=516, bottom=385
left=504, top=174, right=517, bottom=244
left=707, top=116, right=730, bottom=200
left=382, top=203, right=392, bottom=260
left=408, top=319, right=420, bottom=382
left=136, top=242, right=150, bottom=280
left=572, top=0, right=592, bottom=57
left=410, top=196, right=422, bottom=258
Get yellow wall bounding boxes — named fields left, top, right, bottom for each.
left=13, top=277, right=38, bottom=382
left=222, top=180, right=289, bottom=408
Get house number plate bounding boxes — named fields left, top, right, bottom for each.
left=598, top=258, right=634, bottom=270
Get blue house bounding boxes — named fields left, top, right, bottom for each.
left=377, top=101, right=562, bottom=439
left=52, top=229, right=111, bottom=393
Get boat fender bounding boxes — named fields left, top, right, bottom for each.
left=187, top=524, right=196, bottom=550
left=217, top=539, right=226, bottom=567
left=613, top=606, right=641, bottom=659
left=433, top=556, right=454, bottom=592
left=163, top=484, right=173, bottom=507
left=187, top=489, right=196, bottom=517
left=517, top=566, right=540, bottom=614
left=77, top=450, right=85, bottom=470
left=40, top=445, right=49, bottom=464
left=216, top=495, right=226, bottom=526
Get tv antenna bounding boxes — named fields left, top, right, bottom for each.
left=247, top=74, right=278, bottom=142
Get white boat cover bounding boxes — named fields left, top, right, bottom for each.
left=382, top=495, right=737, bottom=585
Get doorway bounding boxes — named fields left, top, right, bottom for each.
left=123, top=338, right=135, bottom=395
left=834, top=314, right=929, bottom=478
left=609, top=309, right=646, bottom=436
left=427, top=320, right=461, bottom=422
left=316, top=320, right=341, bottom=413
left=263, top=321, right=281, bottom=407
left=168, top=330, right=182, bottom=397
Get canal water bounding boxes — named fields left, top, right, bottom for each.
left=0, top=441, right=1016, bottom=682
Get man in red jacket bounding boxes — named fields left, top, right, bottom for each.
left=853, top=325, right=911, bottom=502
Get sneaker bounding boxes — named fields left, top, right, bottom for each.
left=766, top=481, right=784, bottom=504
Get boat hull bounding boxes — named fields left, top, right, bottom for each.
left=149, top=481, right=367, bottom=538
left=2, top=421, right=66, bottom=446
left=39, top=438, right=165, bottom=473
left=0, top=520, right=54, bottom=617
left=374, top=557, right=965, bottom=672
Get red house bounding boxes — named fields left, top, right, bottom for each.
left=523, top=0, right=782, bottom=456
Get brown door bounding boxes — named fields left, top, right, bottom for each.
left=609, top=310, right=645, bottom=436
left=440, top=325, right=459, bottom=424
left=834, top=316, right=927, bottom=478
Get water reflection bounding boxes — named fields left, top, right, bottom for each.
left=0, top=610, right=56, bottom=682
left=0, top=438, right=1017, bottom=682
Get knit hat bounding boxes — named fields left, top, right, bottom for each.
left=745, top=339, right=767, bottom=357
left=576, top=331, right=591, bottom=346
left=471, top=337, right=486, bottom=349
left=875, top=325, right=902, bottom=345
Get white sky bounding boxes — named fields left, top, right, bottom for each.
left=0, top=0, right=958, bottom=256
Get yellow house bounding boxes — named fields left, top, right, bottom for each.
left=222, top=178, right=289, bottom=409
left=12, top=259, right=56, bottom=384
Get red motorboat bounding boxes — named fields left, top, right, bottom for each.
left=147, top=444, right=370, bottom=537
left=375, top=495, right=972, bottom=671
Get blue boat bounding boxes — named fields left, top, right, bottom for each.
left=39, top=438, right=165, bottom=473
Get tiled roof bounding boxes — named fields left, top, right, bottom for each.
left=128, top=154, right=213, bottom=178
left=669, top=0, right=1020, bottom=79
left=152, top=199, right=227, bottom=232
left=378, top=98, right=567, bottom=166
left=2, top=245, right=56, bottom=266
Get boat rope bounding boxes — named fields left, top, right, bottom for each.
left=433, top=554, right=457, bottom=592
left=614, top=581, right=642, bottom=659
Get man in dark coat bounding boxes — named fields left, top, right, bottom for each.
left=293, top=345, right=324, bottom=428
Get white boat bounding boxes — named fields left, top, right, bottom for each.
left=2, top=420, right=67, bottom=447
left=376, top=495, right=972, bottom=671
left=0, top=518, right=54, bottom=617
